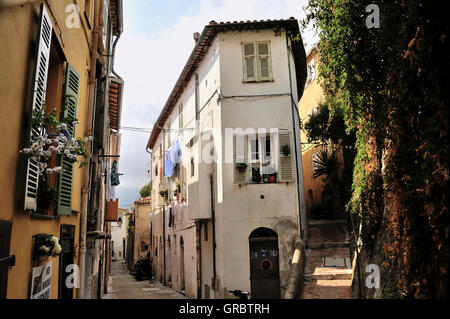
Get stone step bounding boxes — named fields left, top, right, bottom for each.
left=301, top=278, right=353, bottom=299
left=307, top=219, right=350, bottom=245
left=306, top=241, right=351, bottom=249
left=304, top=268, right=353, bottom=281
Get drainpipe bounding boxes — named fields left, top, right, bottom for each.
left=80, top=0, right=100, bottom=299
left=196, top=221, right=202, bottom=299
left=111, top=0, right=123, bottom=81
left=210, top=174, right=216, bottom=296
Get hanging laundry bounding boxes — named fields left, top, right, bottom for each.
left=111, top=159, right=120, bottom=186
left=106, top=161, right=116, bottom=201
left=164, top=139, right=182, bottom=177
left=164, top=150, right=175, bottom=177
left=106, top=160, right=119, bottom=221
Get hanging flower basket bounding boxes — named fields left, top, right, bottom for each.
left=34, top=234, right=62, bottom=261
left=19, top=102, right=92, bottom=177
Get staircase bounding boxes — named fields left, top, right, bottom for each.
left=300, top=220, right=353, bottom=299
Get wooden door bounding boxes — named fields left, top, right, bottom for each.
left=249, top=228, right=280, bottom=299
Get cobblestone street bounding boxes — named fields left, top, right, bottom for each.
left=102, top=260, right=186, bottom=299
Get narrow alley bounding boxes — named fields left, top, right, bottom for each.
left=102, top=261, right=186, bottom=299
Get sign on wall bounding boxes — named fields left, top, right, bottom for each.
left=30, top=261, right=52, bottom=299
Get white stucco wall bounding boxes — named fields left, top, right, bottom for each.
left=149, top=28, right=305, bottom=299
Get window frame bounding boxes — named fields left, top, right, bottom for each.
left=242, top=41, right=273, bottom=83
left=246, top=133, right=278, bottom=184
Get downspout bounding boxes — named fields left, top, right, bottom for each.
left=286, top=33, right=304, bottom=240
left=196, top=221, right=202, bottom=299
left=210, top=175, right=216, bottom=296
left=80, top=0, right=100, bottom=299
left=111, top=0, right=123, bottom=81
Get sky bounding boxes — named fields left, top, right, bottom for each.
left=114, top=0, right=318, bottom=211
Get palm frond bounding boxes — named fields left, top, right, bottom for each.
left=313, top=149, right=341, bottom=179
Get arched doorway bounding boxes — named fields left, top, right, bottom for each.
left=180, top=236, right=185, bottom=291
left=249, top=227, right=280, bottom=299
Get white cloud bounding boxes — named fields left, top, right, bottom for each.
left=114, top=0, right=317, bottom=207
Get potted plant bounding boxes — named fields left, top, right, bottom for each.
left=20, top=100, right=92, bottom=178
left=235, top=162, right=248, bottom=173
left=159, top=189, right=169, bottom=200
left=35, top=234, right=62, bottom=261
left=36, top=184, right=58, bottom=213
left=269, top=173, right=277, bottom=183
left=281, top=144, right=291, bottom=156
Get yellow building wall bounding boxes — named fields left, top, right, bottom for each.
left=298, top=48, right=325, bottom=212
left=0, top=0, right=92, bottom=299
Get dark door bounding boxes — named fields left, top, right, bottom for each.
left=59, top=224, right=75, bottom=299
left=0, top=221, right=13, bottom=299
left=249, top=228, right=280, bottom=299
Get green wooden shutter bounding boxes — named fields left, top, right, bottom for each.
left=278, top=129, right=294, bottom=182
left=24, top=4, right=53, bottom=211
left=233, top=134, right=247, bottom=184
left=242, top=43, right=256, bottom=82
left=257, top=42, right=272, bottom=81
left=57, top=63, right=80, bottom=216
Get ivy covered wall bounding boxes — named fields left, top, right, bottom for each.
left=303, top=0, right=449, bottom=298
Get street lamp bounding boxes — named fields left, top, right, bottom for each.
left=111, top=216, right=123, bottom=230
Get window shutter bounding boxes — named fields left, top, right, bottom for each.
left=182, top=164, right=187, bottom=200
left=233, top=134, right=247, bottom=184
left=278, top=130, right=294, bottom=182
left=310, top=59, right=316, bottom=81
left=242, top=43, right=256, bottom=82
left=257, top=42, right=272, bottom=81
left=57, top=63, right=80, bottom=216
left=24, top=4, right=53, bottom=211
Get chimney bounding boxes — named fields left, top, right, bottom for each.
left=193, top=32, right=200, bottom=43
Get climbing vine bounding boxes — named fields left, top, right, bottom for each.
left=302, top=0, right=449, bottom=298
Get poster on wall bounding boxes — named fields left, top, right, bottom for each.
left=30, top=261, right=52, bottom=299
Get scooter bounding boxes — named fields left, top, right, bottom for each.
left=230, top=290, right=251, bottom=299
left=133, top=257, right=152, bottom=281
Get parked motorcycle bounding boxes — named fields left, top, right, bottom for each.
left=133, top=257, right=152, bottom=281
left=230, top=290, right=251, bottom=299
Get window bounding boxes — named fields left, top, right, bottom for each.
left=179, top=104, right=183, bottom=129
left=248, top=134, right=277, bottom=183
left=233, top=130, right=294, bottom=184
left=191, top=157, right=195, bottom=177
left=24, top=4, right=79, bottom=216
left=312, top=151, right=320, bottom=173
left=242, top=42, right=273, bottom=82
left=308, top=106, right=319, bottom=117
left=305, top=59, right=316, bottom=87
left=103, top=0, right=109, bottom=47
